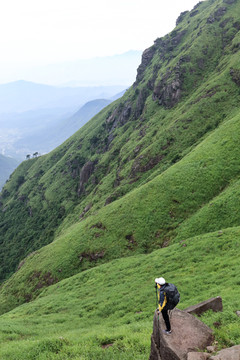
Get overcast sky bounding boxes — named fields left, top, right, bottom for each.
left=0, top=0, right=204, bottom=85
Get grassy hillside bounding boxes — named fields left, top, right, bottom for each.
left=1, top=107, right=240, bottom=314
left=0, top=227, right=239, bottom=359
left=0, top=0, right=240, bottom=358
left=1, top=0, right=240, bottom=284
left=0, top=0, right=240, bottom=351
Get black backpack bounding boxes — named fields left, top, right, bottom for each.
left=164, top=283, right=180, bottom=310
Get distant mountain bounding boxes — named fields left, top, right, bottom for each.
left=0, top=80, right=126, bottom=113
left=58, top=98, right=112, bottom=136
left=0, top=154, right=19, bottom=190
left=0, top=84, right=126, bottom=160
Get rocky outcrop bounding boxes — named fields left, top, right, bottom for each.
left=105, top=101, right=132, bottom=146
left=149, top=309, right=214, bottom=360
left=207, top=7, right=227, bottom=23
left=187, top=353, right=210, bottom=359
left=176, top=11, right=189, bottom=26
left=135, top=46, right=157, bottom=85
left=134, top=88, right=149, bottom=119
left=78, top=160, right=97, bottom=195
left=152, top=63, right=183, bottom=109
left=223, top=0, right=236, bottom=4
left=79, top=203, right=92, bottom=218
left=230, top=68, right=240, bottom=87
left=188, top=345, right=240, bottom=359
left=209, top=345, right=240, bottom=359
left=184, top=297, right=223, bottom=316
left=130, top=154, right=164, bottom=178
left=78, top=250, right=105, bottom=263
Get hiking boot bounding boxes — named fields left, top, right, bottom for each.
left=163, top=330, right=172, bottom=335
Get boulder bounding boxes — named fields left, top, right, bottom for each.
left=149, top=309, right=214, bottom=360
left=184, top=297, right=223, bottom=316
left=209, top=345, right=240, bottom=359
left=206, top=346, right=217, bottom=353
left=236, top=310, right=240, bottom=317
left=187, top=352, right=210, bottom=359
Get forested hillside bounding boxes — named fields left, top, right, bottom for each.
left=0, top=1, right=240, bottom=358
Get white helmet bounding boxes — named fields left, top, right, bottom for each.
left=155, top=277, right=166, bottom=285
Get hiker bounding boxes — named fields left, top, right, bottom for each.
left=155, top=277, right=180, bottom=335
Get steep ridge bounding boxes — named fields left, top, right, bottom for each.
left=0, top=0, right=240, bottom=308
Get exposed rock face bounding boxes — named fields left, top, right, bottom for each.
left=135, top=46, right=157, bottom=85
left=135, top=88, right=149, bottom=119
left=149, top=309, right=214, bottom=360
left=209, top=345, right=240, bottom=359
left=78, top=161, right=97, bottom=195
left=153, top=64, right=183, bottom=108
left=105, top=101, right=132, bottom=146
left=78, top=250, right=105, bottom=263
left=79, top=203, right=92, bottom=218
left=176, top=11, right=189, bottom=26
left=207, top=7, right=227, bottom=23
left=187, top=352, right=210, bottom=359
left=130, top=154, right=164, bottom=178
left=230, top=68, right=240, bottom=86
left=223, top=0, right=236, bottom=3
left=184, top=297, right=223, bottom=316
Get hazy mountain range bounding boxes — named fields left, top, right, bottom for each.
left=2, top=50, right=142, bottom=87
left=0, top=80, right=126, bottom=113
left=0, top=81, right=126, bottom=187
left=0, top=154, right=19, bottom=190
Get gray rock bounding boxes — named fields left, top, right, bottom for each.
left=223, top=0, right=236, bottom=3
left=176, top=11, right=189, bottom=26
left=135, top=46, right=156, bottom=84
left=150, top=334, right=162, bottom=360
left=187, top=352, right=210, bottom=359
left=184, top=297, right=223, bottom=316
left=149, top=309, right=213, bottom=360
left=206, top=346, right=217, bottom=353
left=214, top=7, right=227, bottom=19
left=78, top=161, right=97, bottom=195
left=209, top=345, right=240, bottom=359
left=236, top=310, right=240, bottom=317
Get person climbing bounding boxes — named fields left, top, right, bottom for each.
left=155, top=277, right=180, bottom=335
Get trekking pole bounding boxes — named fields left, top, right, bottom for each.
left=155, top=286, right=158, bottom=309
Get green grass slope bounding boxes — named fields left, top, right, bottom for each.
left=0, top=227, right=239, bottom=359
left=1, top=107, right=240, bottom=314
left=1, top=0, right=240, bottom=284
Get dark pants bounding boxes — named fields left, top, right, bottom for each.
left=162, top=309, right=171, bottom=331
